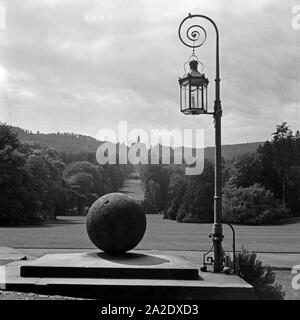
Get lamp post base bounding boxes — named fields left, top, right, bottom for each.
left=201, top=223, right=224, bottom=273
left=212, top=223, right=224, bottom=272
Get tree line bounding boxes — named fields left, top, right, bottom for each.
left=0, top=124, right=130, bottom=225
left=1, top=122, right=299, bottom=226
left=139, top=123, right=300, bottom=225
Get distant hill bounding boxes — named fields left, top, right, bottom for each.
left=11, top=126, right=103, bottom=154
left=11, top=125, right=263, bottom=161
left=204, top=142, right=263, bottom=162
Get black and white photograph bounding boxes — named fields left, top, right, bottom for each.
left=0, top=0, right=299, bottom=311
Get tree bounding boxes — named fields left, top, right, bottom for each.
left=222, top=183, right=288, bottom=224
left=0, top=125, right=42, bottom=225
left=180, top=160, right=214, bottom=223
left=271, top=122, right=295, bottom=205
left=25, top=149, right=66, bottom=219
left=0, top=123, right=19, bottom=150
left=257, top=140, right=281, bottom=196
left=139, top=164, right=171, bottom=211
left=144, top=179, right=161, bottom=211
left=65, top=172, right=97, bottom=215
left=227, top=123, right=300, bottom=218
left=63, top=161, right=128, bottom=214
left=64, top=161, right=99, bottom=214
left=167, top=169, right=186, bottom=204
left=228, top=152, right=263, bottom=188
left=166, top=197, right=180, bottom=220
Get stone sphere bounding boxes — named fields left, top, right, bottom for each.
left=86, top=193, right=146, bottom=254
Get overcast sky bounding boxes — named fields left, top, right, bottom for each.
left=0, top=0, right=299, bottom=147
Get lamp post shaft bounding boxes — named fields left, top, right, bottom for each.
left=212, top=17, right=224, bottom=273
left=213, top=97, right=223, bottom=272
left=213, top=30, right=223, bottom=272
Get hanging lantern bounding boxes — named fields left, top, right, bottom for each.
left=179, top=59, right=209, bottom=115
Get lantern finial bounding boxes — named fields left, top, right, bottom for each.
left=189, top=60, right=198, bottom=71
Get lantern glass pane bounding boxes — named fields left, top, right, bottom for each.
left=205, top=86, right=208, bottom=109
left=191, top=85, right=203, bottom=110
left=186, top=86, right=189, bottom=109
left=191, top=89, right=197, bottom=108
left=180, top=85, right=182, bottom=111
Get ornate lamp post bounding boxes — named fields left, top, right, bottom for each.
left=178, top=13, right=224, bottom=273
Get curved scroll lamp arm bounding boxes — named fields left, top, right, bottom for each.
left=178, top=13, right=221, bottom=112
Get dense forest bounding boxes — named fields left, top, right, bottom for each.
left=0, top=123, right=130, bottom=225
left=139, top=123, right=300, bottom=225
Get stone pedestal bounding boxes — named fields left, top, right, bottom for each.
left=3, top=250, right=254, bottom=300
left=20, top=252, right=199, bottom=280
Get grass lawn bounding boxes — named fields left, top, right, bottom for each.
left=0, top=214, right=299, bottom=254
left=0, top=214, right=299, bottom=300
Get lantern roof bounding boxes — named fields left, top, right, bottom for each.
left=179, top=60, right=209, bottom=86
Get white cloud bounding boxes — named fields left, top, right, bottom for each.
left=0, top=0, right=299, bottom=145
left=0, top=65, right=6, bottom=83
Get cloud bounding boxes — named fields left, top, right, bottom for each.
left=0, top=64, right=6, bottom=83
left=0, top=0, right=299, bottom=146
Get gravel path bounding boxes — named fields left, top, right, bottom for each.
left=0, top=290, right=85, bottom=300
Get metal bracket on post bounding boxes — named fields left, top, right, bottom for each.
left=200, top=223, right=236, bottom=274
left=224, top=223, right=236, bottom=274
left=200, top=235, right=214, bottom=272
